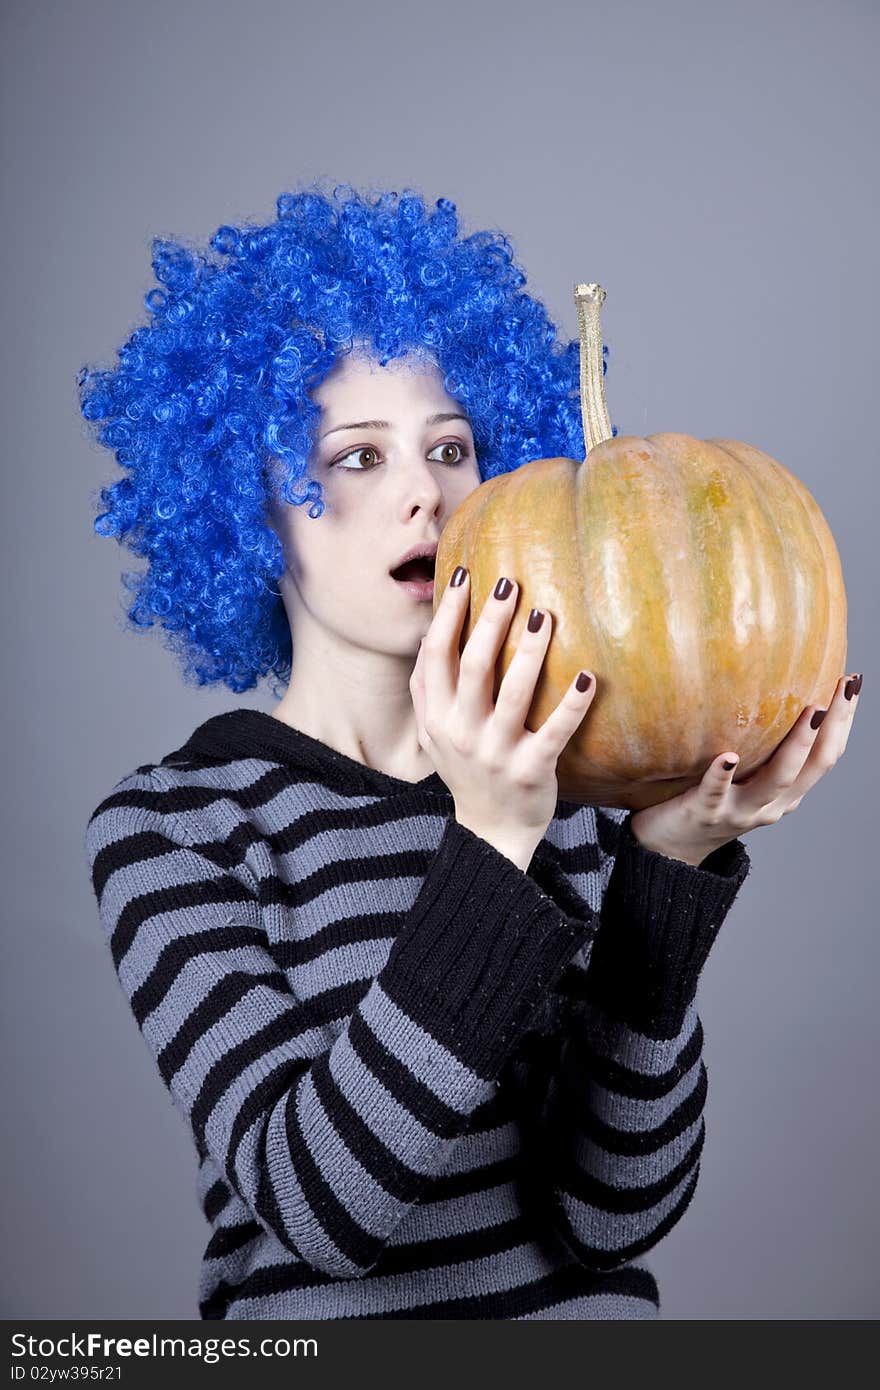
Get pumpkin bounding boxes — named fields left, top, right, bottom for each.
left=433, top=283, right=848, bottom=811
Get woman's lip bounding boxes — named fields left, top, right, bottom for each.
left=392, top=575, right=435, bottom=602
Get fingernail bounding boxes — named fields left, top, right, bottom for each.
left=450, top=565, right=467, bottom=587
left=575, top=671, right=592, bottom=692
left=855, top=673, right=863, bottom=694
left=810, top=708, right=827, bottom=729
left=494, top=576, right=513, bottom=600
left=527, top=608, right=544, bottom=632
left=722, top=759, right=737, bottom=771
left=844, top=677, right=856, bottom=700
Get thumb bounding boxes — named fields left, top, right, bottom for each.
left=705, top=753, right=739, bottom=801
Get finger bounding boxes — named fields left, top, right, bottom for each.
left=763, top=673, right=860, bottom=807
left=814, top=672, right=860, bottom=767
left=836, top=671, right=863, bottom=761
left=736, top=675, right=847, bottom=815
left=491, top=605, right=555, bottom=742
left=420, top=565, right=471, bottom=709
left=455, top=573, right=520, bottom=726
left=528, top=665, right=597, bottom=759
left=699, top=753, right=740, bottom=807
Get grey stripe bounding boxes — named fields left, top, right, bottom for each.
left=573, top=1115, right=704, bottom=1187
left=556, top=1164, right=697, bottom=1251
left=585, top=1056, right=704, bottom=1133
left=222, top=1242, right=579, bottom=1318
left=566, top=1000, right=701, bottom=1076
left=514, top=1291, right=658, bottom=1320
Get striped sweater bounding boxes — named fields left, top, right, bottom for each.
left=84, top=707, right=750, bottom=1320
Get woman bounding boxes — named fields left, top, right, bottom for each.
left=81, top=183, right=861, bottom=1320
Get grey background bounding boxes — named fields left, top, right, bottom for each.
left=2, top=0, right=877, bottom=1320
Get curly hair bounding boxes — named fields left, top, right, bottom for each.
left=77, top=180, right=616, bottom=696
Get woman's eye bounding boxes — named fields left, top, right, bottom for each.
left=330, top=440, right=471, bottom=471
left=429, top=440, right=470, bottom=465
left=331, top=446, right=382, bottom=471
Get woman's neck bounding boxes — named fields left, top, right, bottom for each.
left=268, top=696, right=433, bottom=784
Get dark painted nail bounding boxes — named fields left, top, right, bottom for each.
left=844, top=678, right=856, bottom=700
left=722, top=760, right=737, bottom=771
left=450, top=565, right=467, bottom=587
left=575, top=671, right=592, bottom=692
left=494, top=576, right=513, bottom=600
left=527, top=608, right=544, bottom=632
left=810, top=708, right=827, bottom=729
left=855, top=673, right=863, bottom=694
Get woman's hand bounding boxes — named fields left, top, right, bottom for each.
left=409, top=567, right=597, bottom=868
left=630, top=673, right=864, bottom=866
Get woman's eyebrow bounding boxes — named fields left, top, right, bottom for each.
left=320, top=412, right=470, bottom=440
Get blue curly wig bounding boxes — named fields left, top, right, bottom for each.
left=78, top=180, right=616, bottom=696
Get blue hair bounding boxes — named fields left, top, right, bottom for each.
left=78, top=181, right=615, bottom=696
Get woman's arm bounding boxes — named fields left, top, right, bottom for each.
left=508, top=811, right=750, bottom=1270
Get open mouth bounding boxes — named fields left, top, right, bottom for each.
left=390, top=555, right=436, bottom=599
left=390, top=556, right=436, bottom=583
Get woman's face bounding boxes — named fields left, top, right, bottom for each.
left=266, top=347, right=482, bottom=658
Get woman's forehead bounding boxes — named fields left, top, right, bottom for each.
left=314, top=349, right=448, bottom=407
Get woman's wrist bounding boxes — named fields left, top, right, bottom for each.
left=630, top=808, right=716, bottom=867
left=452, top=812, right=541, bottom=873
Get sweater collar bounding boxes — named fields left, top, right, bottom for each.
left=166, top=708, right=453, bottom=801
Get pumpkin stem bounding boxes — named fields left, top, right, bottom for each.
left=574, top=283, right=613, bottom=459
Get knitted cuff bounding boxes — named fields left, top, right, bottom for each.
left=379, top=818, right=599, bottom=1081
left=584, top=811, right=750, bottom=1038
left=525, top=837, right=596, bottom=922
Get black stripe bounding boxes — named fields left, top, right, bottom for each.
left=93, top=834, right=254, bottom=970
left=417, top=1152, right=519, bottom=1202
left=346, top=1006, right=477, bottom=1137
left=202, top=1178, right=233, bottom=1223
left=196, top=988, right=493, bottom=1195
left=572, top=1061, right=708, bottom=1156
left=556, top=1121, right=706, bottom=1214
left=595, top=809, right=626, bottom=856
left=154, top=964, right=295, bottom=1081
left=550, top=1165, right=702, bottom=1273
left=559, top=1013, right=705, bottom=1100
left=255, top=1142, right=300, bottom=1257
left=259, top=846, right=449, bottom=913
left=277, top=1054, right=387, bottom=1271
left=132, top=924, right=275, bottom=1027
left=144, top=769, right=448, bottom=862
left=309, top=1035, right=456, bottom=1199
left=87, top=785, right=178, bottom=841
left=269, top=910, right=409, bottom=969
left=204, top=1219, right=263, bottom=1258
left=546, top=838, right=603, bottom=875
left=186, top=978, right=362, bottom=1152
left=266, top=1026, right=487, bottom=1271
left=193, top=1043, right=311, bottom=1162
